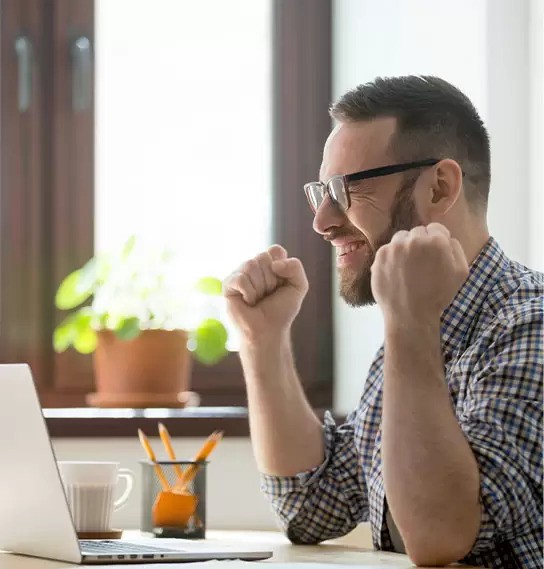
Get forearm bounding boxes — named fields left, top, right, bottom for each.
left=240, top=332, right=324, bottom=475
left=260, top=409, right=366, bottom=544
left=382, top=318, right=480, bottom=565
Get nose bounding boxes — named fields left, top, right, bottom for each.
left=312, top=194, right=346, bottom=235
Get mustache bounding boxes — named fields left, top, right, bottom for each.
left=323, top=228, right=379, bottom=255
left=323, top=228, right=367, bottom=243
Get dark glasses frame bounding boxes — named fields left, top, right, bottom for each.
left=304, top=158, right=440, bottom=213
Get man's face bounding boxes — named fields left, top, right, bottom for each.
left=314, top=118, right=422, bottom=306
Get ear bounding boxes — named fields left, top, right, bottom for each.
left=418, top=159, right=463, bottom=221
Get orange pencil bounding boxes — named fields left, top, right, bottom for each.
left=175, top=431, right=223, bottom=492
left=158, top=422, right=184, bottom=480
left=137, top=428, right=171, bottom=491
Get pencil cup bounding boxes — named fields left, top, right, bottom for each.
left=140, top=460, right=207, bottom=539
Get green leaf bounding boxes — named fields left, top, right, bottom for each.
left=77, top=258, right=99, bottom=291
left=114, top=317, right=141, bottom=341
left=73, top=310, right=94, bottom=351
left=73, top=326, right=98, bottom=354
left=195, top=276, right=223, bottom=296
left=53, top=309, right=95, bottom=353
left=192, top=318, right=228, bottom=365
left=92, top=313, right=109, bottom=330
left=95, top=254, right=112, bottom=283
left=68, top=309, right=97, bottom=354
left=121, top=235, right=137, bottom=259
left=105, top=313, right=124, bottom=330
left=53, top=318, right=76, bottom=352
left=55, top=269, right=93, bottom=310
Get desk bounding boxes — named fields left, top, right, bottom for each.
left=0, top=530, right=485, bottom=568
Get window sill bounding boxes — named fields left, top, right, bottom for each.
left=44, top=407, right=250, bottom=438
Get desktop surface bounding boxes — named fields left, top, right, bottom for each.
left=0, top=529, right=486, bottom=568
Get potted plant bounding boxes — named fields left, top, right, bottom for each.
left=53, top=236, right=229, bottom=408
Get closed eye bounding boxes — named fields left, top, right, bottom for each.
left=346, top=180, right=375, bottom=195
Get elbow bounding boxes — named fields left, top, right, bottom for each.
left=286, top=526, right=323, bottom=546
left=408, top=549, right=462, bottom=567
left=405, top=537, right=473, bottom=567
left=401, top=501, right=480, bottom=566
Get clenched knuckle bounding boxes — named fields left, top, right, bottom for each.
left=268, top=244, right=286, bottom=258
left=375, top=247, right=388, bottom=262
left=256, top=250, right=272, bottom=264
left=243, top=259, right=258, bottom=272
left=410, top=225, right=425, bottom=235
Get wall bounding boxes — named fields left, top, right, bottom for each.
left=52, top=437, right=277, bottom=531
left=332, top=0, right=537, bottom=414
left=486, top=0, right=531, bottom=267
left=529, top=0, right=544, bottom=272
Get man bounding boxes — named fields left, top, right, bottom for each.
left=223, top=76, right=543, bottom=568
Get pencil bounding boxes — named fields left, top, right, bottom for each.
left=137, top=428, right=171, bottom=491
left=175, top=431, right=223, bottom=492
left=158, top=422, right=184, bottom=480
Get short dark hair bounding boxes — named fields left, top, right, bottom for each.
left=330, top=75, right=491, bottom=210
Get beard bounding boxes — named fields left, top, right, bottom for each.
left=337, top=184, right=421, bottom=307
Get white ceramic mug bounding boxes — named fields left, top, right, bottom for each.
left=57, top=461, right=134, bottom=532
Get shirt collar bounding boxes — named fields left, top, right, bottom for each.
left=441, top=237, right=508, bottom=360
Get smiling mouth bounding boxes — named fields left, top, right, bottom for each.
left=337, top=241, right=367, bottom=256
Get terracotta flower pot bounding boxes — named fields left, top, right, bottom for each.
left=87, top=329, right=196, bottom=408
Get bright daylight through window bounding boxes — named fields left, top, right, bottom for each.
left=95, top=0, right=272, bottom=348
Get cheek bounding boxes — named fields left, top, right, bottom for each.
left=346, top=198, right=392, bottom=250
left=350, top=192, right=392, bottom=220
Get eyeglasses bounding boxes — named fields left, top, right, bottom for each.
left=303, top=158, right=440, bottom=213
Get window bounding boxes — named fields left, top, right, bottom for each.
left=0, top=0, right=333, bottom=408
left=95, top=0, right=272, bottom=279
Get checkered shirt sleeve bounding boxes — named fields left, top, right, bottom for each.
left=260, top=410, right=369, bottom=544
left=458, top=296, right=543, bottom=564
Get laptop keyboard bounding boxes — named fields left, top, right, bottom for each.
left=80, top=540, right=184, bottom=555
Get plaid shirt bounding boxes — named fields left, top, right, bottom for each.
left=261, top=238, right=543, bottom=569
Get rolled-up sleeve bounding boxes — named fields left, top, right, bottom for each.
left=459, top=303, right=543, bottom=555
left=260, top=411, right=369, bottom=544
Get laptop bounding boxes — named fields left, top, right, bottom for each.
left=0, top=364, right=272, bottom=564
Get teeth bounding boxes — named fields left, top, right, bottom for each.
left=338, top=242, right=364, bottom=255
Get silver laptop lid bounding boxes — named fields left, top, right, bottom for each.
left=0, top=364, right=82, bottom=563
left=0, top=364, right=273, bottom=565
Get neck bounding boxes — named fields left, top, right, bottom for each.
left=451, top=212, right=490, bottom=265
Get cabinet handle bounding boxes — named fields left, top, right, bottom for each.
left=71, top=36, right=93, bottom=111
left=14, top=36, right=33, bottom=113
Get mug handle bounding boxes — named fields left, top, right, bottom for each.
left=114, top=468, right=134, bottom=511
